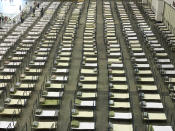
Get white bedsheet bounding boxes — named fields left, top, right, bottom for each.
left=112, top=112, right=132, bottom=119
left=152, top=126, right=173, bottom=131
left=145, top=102, right=163, bottom=109
left=0, top=121, right=16, bottom=128
left=72, top=122, right=95, bottom=129
left=35, top=110, right=57, bottom=117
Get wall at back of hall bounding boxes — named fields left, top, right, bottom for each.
left=163, top=2, right=175, bottom=35
left=146, top=0, right=175, bottom=35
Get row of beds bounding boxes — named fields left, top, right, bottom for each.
left=103, top=2, right=133, bottom=131
left=0, top=2, right=63, bottom=130
left=32, top=2, right=85, bottom=131
left=128, top=2, right=175, bottom=103
left=0, top=2, right=50, bottom=94
left=30, top=2, right=74, bottom=130
left=69, top=1, right=97, bottom=130
left=141, top=3, right=175, bottom=51
left=0, top=2, right=46, bottom=66
left=0, top=5, right=30, bottom=42
left=115, top=1, right=173, bottom=131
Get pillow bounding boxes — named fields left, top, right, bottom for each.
left=80, top=76, right=84, bottom=80
left=52, top=68, right=57, bottom=71
left=30, top=61, right=34, bottom=64
left=78, top=82, right=82, bottom=88
left=25, top=67, right=30, bottom=71
left=42, top=90, right=48, bottom=96
left=77, top=91, right=82, bottom=97
left=71, top=120, right=79, bottom=128
left=15, top=82, right=21, bottom=87
left=109, top=83, right=113, bottom=88
left=5, top=98, right=11, bottom=103
left=143, top=112, right=148, bottom=118
left=10, top=87, right=16, bottom=94
left=109, top=100, right=114, bottom=105
left=75, top=99, right=81, bottom=105
left=51, top=75, right=56, bottom=79
left=45, top=81, right=51, bottom=87
left=32, top=121, right=39, bottom=127
left=0, top=107, right=4, bottom=112
left=35, top=109, right=42, bottom=115
left=20, top=74, right=26, bottom=78
left=72, top=109, right=79, bottom=115
left=109, top=92, right=114, bottom=97
left=109, top=75, right=113, bottom=80
left=40, top=98, right=45, bottom=104
left=109, top=111, right=115, bottom=117
left=140, top=101, right=146, bottom=107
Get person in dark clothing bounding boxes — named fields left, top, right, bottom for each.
left=30, top=6, right=32, bottom=12
left=19, top=5, right=21, bottom=11
left=37, top=3, right=40, bottom=8
left=32, top=7, right=35, bottom=17
left=40, top=7, right=44, bottom=17
left=20, top=12, right=24, bottom=23
left=0, top=16, right=1, bottom=23
left=20, top=14, right=24, bottom=23
left=2, top=16, right=4, bottom=23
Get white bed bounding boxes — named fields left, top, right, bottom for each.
left=5, top=98, right=27, bottom=106
left=81, top=68, right=97, bottom=75
left=110, top=93, right=129, bottom=99
left=75, top=99, right=96, bottom=107
left=21, top=75, right=39, bottom=82
left=109, top=84, right=128, bottom=91
left=109, top=69, right=125, bottom=75
left=80, top=76, right=97, bottom=82
left=108, top=58, right=122, bottom=64
left=84, top=63, right=97, bottom=67
left=135, top=64, right=150, bottom=69
left=109, top=63, right=123, bottom=68
left=109, top=111, right=132, bottom=120
left=10, top=91, right=31, bottom=97
left=140, top=93, right=161, bottom=101
left=109, top=100, right=130, bottom=109
left=141, top=101, right=163, bottom=109
left=32, top=121, right=56, bottom=129
left=135, top=70, right=152, bottom=76
left=71, top=121, right=95, bottom=130
left=79, top=83, right=97, bottom=90
left=136, top=77, right=154, bottom=83
left=110, top=123, right=133, bottom=131
left=151, top=125, right=173, bottom=131
left=51, top=75, right=68, bottom=82
left=52, top=68, right=69, bottom=74
left=0, top=121, right=17, bottom=129
left=42, top=91, right=63, bottom=98
left=0, top=108, right=21, bottom=116
left=35, top=109, right=59, bottom=117
left=18, top=83, right=35, bottom=89
left=143, top=112, right=167, bottom=121
left=77, top=92, right=97, bottom=99
left=72, top=109, right=94, bottom=118
left=109, top=76, right=127, bottom=82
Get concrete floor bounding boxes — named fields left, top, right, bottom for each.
left=0, top=0, right=175, bottom=131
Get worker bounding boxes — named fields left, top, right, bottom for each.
left=32, top=7, right=36, bottom=17
left=40, top=7, right=44, bottom=17
left=19, top=5, right=21, bottom=11
left=20, top=12, right=24, bottom=23
left=37, top=2, right=40, bottom=8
